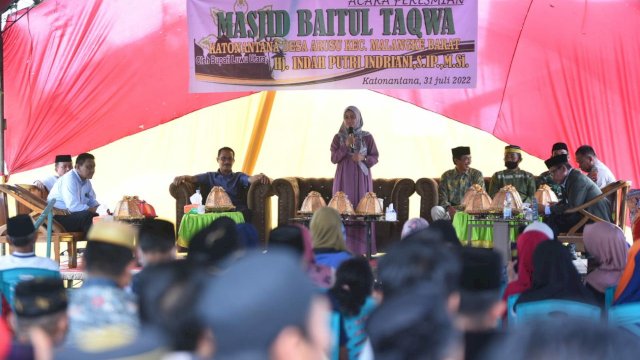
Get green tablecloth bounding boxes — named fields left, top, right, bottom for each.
left=452, top=212, right=521, bottom=248
left=177, top=212, right=245, bottom=248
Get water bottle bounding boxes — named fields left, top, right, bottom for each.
left=531, top=197, right=539, bottom=220
left=190, top=189, right=203, bottom=205
left=503, top=193, right=513, bottom=219
left=385, top=203, right=397, bottom=222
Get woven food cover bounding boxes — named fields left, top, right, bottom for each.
left=328, top=191, right=355, bottom=215
left=113, top=196, right=145, bottom=220
left=534, top=184, right=559, bottom=211
left=463, top=184, right=493, bottom=214
left=300, top=191, right=327, bottom=213
left=356, top=192, right=383, bottom=215
left=205, top=186, right=235, bottom=211
left=490, top=185, right=523, bottom=211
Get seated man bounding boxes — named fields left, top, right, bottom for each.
left=66, top=222, right=139, bottom=346
left=131, top=219, right=176, bottom=295
left=34, top=154, right=73, bottom=192
left=0, top=215, right=59, bottom=271
left=536, top=142, right=568, bottom=201
left=543, top=154, right=612, bottom=236
left=172, top=146, right=269, bottom=220
left=488, top=145, right=536, bottom=203
left=432, top=146, right=485, bottom=221
left=9, top=278, right=69, bottom=358
left=47, top=153, right=99, bottom=233
left=575, top=145, right=616, bottom=188
left=457, top=248, right=505, bottom=360
left=135, top=219, right=176, bottom=267
left=197, top=250, right=330, bottom=359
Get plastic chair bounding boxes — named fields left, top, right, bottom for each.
left=604, top=286, right=616, bottom=311
left=507, top=294, right=520, bottom=327
left=514, top=299, right=601, bottom=325
left=329, top=311, right=341, bottom=360
left=1, top=268, right=61, bottom=311
left=608, top=303, right=640, bottom=337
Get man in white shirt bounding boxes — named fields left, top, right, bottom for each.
left=47, top=152, right=99, bottom=233
left=0, top=214, right=59, bottom=271
left=34, top=154, right=73, bottom=192
left=574, top=145, right=616, bottom=188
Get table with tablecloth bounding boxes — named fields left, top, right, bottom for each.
left=452, top=212, right=528, bottom=248
left=177, top=212, right=245, bottom=248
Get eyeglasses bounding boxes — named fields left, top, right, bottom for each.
left=218, top=157, right=234, bottom=162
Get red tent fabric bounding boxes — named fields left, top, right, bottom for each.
left=3, top=0, right=639, bottom=187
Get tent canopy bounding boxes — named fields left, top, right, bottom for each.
left=3, top=0, right=639, bottom=187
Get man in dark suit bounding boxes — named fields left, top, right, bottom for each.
left=543, top=154, right=611, bottom=236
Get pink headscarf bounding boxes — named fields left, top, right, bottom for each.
left=503, top=230, right=550, bottom=300
left=293, top=224, right=334, bottom=289
left=583, top=222, right=628, bottom=293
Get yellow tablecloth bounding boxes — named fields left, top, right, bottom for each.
left=177, top=212, right=244, bottom=248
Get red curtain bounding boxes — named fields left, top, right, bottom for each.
left=3, top=0, right=639, bottom=188
left=379, top=0, right=640, bottom=187
left=2, top=0, right=252, bottom=174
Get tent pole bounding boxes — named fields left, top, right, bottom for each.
left=242, top=91, right=276, bottom=175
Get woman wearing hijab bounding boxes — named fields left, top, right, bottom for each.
left=583, top=222, right=628, bottom=305
left=311, top=207, right=352, bottom=269
left=331, top=106, right=379, bottom=255
left=502, top=230, right=549, bottom=302
left=613, top=240, right=640, bottom=305
left=515, top=241, right=595, bottom=306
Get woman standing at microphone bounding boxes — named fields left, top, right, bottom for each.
left=331, top=106, right=379, bottom=255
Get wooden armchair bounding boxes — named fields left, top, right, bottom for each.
left=558, top=180, right=631, bottom=251
left=0, top=184, right=84, bottom=268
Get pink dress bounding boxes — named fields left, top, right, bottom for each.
left=331, top=133, right=379, bottom=254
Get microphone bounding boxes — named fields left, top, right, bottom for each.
left=347, top=127, right=355, bottom=153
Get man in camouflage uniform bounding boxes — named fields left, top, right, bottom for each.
left=488, top=145, right=537, bottom=203
left=432, top=146, right=485, bottom=221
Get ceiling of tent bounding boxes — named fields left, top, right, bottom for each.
left=2, top=0, right=639, bottom=187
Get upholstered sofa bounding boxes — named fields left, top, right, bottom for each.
left=272, top=177, right=415, bottom=252
left=169, top=180, right=274, bottom=246
left=416, top=177, right=492, bottom=223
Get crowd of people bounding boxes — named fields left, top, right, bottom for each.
left=0, top=207, right=638, bottom=359
left=1, top=105, right=632, bottom=359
